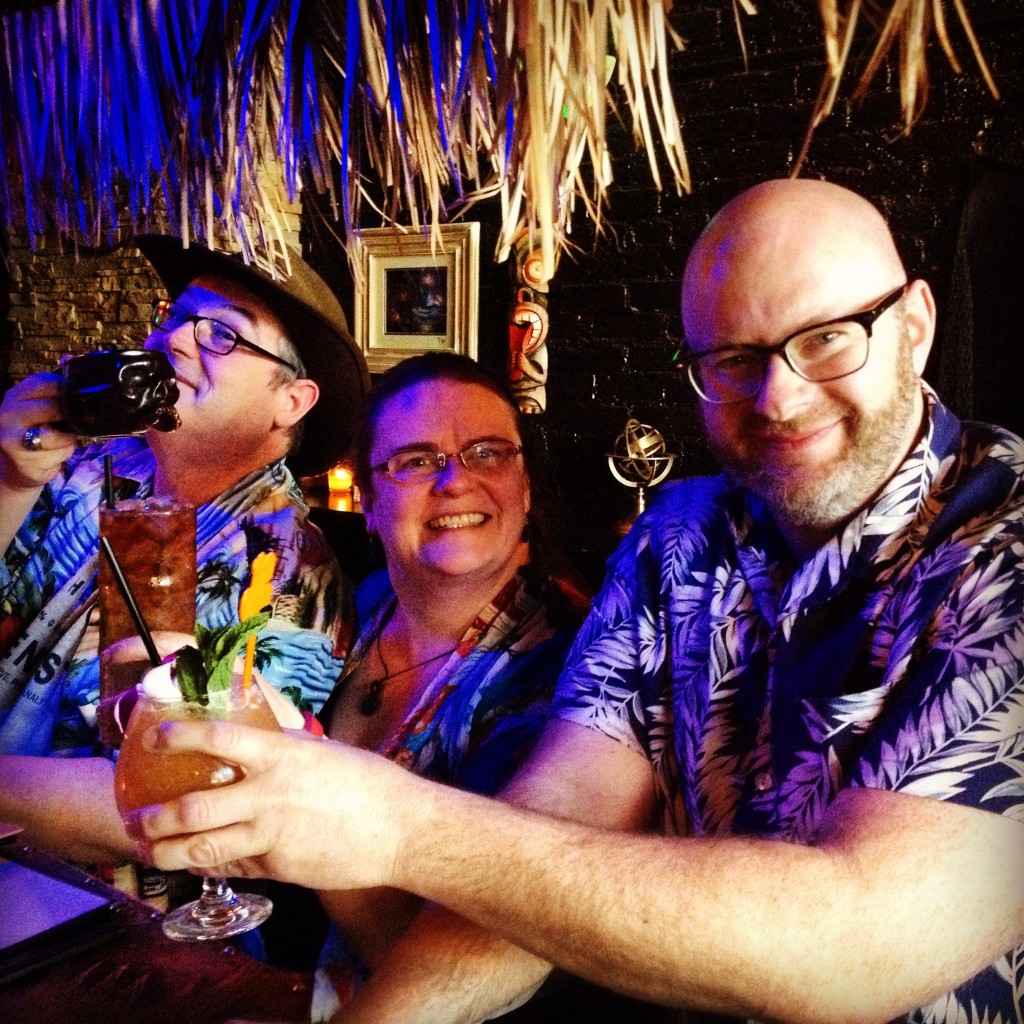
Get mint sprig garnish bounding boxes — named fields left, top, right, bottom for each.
left=173, top=646, right=207, bottom=703
left=173, top=612, right=271, bottom=703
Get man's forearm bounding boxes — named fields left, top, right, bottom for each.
left=383, top=785, right=1024, bottom=1024
left=384, top=785, right=773, bottom=1019
left=0, top=755, right=135, bottom=863
left=132, top=720, right=1024, bottom=1022
left=335, top=723, right=654, bottom=1023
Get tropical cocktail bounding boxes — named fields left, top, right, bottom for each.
left=114, top=675, right=278, bottom=815
left=114, top=612, right=281, bottom=941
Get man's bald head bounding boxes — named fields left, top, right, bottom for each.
left=676, top=178, right=938, bottom=556
left=681, top=179, right=906, bottom=353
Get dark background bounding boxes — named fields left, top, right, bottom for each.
left=4, top=1, right=1023, bottom=587
left=298, top=1, right=1024, bottom=585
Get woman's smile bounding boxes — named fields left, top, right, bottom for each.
left=427, top=512, right=488, bottom=530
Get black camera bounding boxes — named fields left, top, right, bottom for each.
left=58, top=349, right=180, bottom=440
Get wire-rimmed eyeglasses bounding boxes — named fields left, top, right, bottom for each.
left=151, top=299, right=299, bottom=372
left=371, top=440, right=524, bottom=483
left=674, top=284, right=907, bottom=405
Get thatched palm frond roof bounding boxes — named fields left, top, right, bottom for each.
left=0, top=1, right=997, bottom=279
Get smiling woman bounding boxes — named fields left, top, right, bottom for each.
left=308, top=352, right=591, bottom=1013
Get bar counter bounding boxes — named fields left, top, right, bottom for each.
left=0, top=841, right=312, bottom=1024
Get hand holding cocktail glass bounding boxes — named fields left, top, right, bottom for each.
left=115, top=651, right=282, bottom=940
left=116, top=551, right=417, bottom=903
left=126, top=713, right=420, bottom=896
left=112, top=553, right=291, bottom=940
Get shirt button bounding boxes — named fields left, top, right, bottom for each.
left=754, top=770, right=774, bottom=792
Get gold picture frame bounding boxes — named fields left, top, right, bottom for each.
left=353, top=223, right=480, bottom=373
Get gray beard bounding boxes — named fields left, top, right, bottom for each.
left=711, top=348, right=921, bottom=534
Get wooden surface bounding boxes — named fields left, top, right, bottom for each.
left=0, top=842, right=312, bottom=1024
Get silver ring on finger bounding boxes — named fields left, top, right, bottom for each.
left=20, top=426, right=44, bottom=451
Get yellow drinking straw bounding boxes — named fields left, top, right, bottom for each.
left=239, top=551, right=276, bottom=690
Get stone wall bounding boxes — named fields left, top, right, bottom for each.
left=0, top=205, right=300, bottom=386
left=2, top=237, right=164, bottom=380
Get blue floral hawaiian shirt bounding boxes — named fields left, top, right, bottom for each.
left=331, top=564, right=591, bottom=792
left=312, top=565, right=590, bottom=1017
left=552, top=389, right=1024, bottom=1023
left=0, top=437, right=351, bottom=756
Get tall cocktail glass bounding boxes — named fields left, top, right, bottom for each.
left=114, top=674, right=280, bottom=940
left=98, top=498, right=196, bottom=748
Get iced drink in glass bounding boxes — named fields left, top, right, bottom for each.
left=98, top=498, right=197, bottom=747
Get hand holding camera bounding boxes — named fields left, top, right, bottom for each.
left=0, top=349, right=180, bottom=494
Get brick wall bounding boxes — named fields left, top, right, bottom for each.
left=1, top=236, right=165, bottom=380
left=436, top=0, right=1024, bottom=582
left=0, top=201, right=301, bottom=386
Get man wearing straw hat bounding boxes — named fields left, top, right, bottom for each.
left=136, top=181, right=1023, bottom=1023
left=0, top=236, right=368, bottom=863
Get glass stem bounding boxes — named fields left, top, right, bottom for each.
left=192, top=875, right=241, bottom=927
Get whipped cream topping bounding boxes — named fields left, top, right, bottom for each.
left=139, top=659, right=182, bottom=700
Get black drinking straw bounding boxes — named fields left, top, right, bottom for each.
left=103, top=454, right=115, bottom=510
left=99, top=538, right=162, bottom=668
left=99, top=455, right=161, bottom=669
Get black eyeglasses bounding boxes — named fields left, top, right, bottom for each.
left=674, top=284, right=908, bottom=405
left=151, top=299, right=298, bottom=372
left=372, top=440, right=524, bottom=483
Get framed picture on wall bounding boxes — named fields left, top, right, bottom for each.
left=353, top=223, right=480, bottom=373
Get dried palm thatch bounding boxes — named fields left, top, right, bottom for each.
left=796, top=0, right=999, bottom=171
left=0, top=0, right=689, bottom=282
left=0, top=0, right=1000, bottom=280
